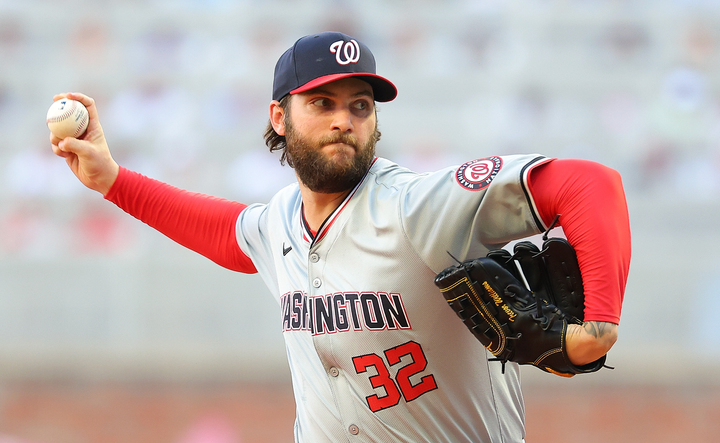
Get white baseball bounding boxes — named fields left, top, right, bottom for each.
left=47, top=99, right=89, bottom=139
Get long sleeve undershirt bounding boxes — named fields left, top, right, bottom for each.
left=528, top=159, right=631, bottom=324
left=105, top=167, right=256, bottom=273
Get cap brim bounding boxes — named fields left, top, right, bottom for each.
left=290, top=73, right=397, bottom=102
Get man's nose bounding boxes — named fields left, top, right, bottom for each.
left=330, top=108, right=354, bottom=133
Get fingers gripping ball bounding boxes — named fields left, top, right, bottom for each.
left=47, top=99, right=89, bottom=139
left=434, top=254, right=606, bottom=377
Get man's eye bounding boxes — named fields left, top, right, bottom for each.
left=314, top=98, right=328, bottom=107
left=354, top=101, right=369, bottom=110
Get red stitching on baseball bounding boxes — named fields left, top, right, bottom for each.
left=74, top=111, right=88, bottom=137
left=46, top=100, right=77, bottom=124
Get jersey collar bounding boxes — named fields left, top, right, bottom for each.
left=301, top=157, right=378, bottom=245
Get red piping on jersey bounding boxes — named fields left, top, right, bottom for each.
left=519, top=156, right=554, bottom=232
left=302, top=157, right=378, bottom=245
left=300, top=210, right=316, bottom=241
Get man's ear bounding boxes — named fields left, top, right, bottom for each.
left=269, top=100, right=286, bottom=136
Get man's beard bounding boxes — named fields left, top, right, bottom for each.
left=284, top=121, right=378, bottom=194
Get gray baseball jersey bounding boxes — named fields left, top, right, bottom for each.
left=236, top=154, right=551, bottom=443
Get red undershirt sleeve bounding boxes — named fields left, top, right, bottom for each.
left=528, top=159, right=631, bottom=324
left=104, top=166, right=257, bottom=274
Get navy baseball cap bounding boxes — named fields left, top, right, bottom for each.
left=272, top=32, right=397, bottom=102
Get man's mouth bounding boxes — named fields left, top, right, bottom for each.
left=324, top=141, right=356, bottom=151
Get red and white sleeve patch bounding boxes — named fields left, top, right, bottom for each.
left=454, top=156, right=503, bottom=191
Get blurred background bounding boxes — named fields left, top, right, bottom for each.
left=1, top=0, right=720, bottom=442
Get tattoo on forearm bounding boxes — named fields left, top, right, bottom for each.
left=583, top=321, right=611, bottom=339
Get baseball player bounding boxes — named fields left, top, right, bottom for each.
left=50, top=32, right=631, bottom=443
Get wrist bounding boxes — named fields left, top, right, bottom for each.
left=98, top=162, right=120, bottom=197
left=565, top=321, right=618, bottom=366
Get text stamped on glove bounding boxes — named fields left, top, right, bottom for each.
left=434, top=236, right=608, bottom=377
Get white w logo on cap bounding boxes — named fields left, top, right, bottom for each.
left=329, top=39, right=360, bottom=65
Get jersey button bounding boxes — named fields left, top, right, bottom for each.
left=329, top=367, right=339, bottom=377
left=310, top=253, right=320, bottom=263
left=312, top=278, right=322, bottom=288
left=348, top=424, right=360, bottom=435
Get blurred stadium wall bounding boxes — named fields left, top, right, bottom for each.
left=0, top=0, right=719, bottom=405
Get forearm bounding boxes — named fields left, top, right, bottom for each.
left=565, top=321, right=617, bottom=366
left=106, top=167, right=257, bottom=273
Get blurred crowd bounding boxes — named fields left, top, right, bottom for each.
left=1, top=0, right=720, bottom=260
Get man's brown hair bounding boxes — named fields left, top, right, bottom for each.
left=264, top=95, right=293, bottom=166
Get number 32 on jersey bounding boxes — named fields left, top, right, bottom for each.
left=352, top=341, right=438, bottom=412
